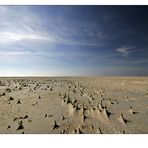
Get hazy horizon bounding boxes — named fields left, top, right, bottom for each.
left=0, top=6, right=148, bottom=76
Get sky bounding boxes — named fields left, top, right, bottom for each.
left=0, top=6, right=148, bottom=76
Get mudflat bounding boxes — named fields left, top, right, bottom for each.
left=0, top=77, right=148, bottom=134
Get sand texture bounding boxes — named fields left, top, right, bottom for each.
left=0, top=77, right=148, bottom=134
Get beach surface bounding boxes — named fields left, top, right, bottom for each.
left=0, top=77, right=148, bottom=134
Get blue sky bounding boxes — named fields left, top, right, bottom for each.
left=0, top=6, right=148, bottom=76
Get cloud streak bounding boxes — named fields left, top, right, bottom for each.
left=116, top=46, right=136, bottom=57
left=0, top=6, right=105, bottom=48
left=0, top=31, right=53, bottom=43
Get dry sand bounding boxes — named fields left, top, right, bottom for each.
left=0, top=77, right=148, bottom=134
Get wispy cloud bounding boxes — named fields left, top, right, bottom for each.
left=0, top=51, right=31, bottom=55
left=0, top=31, right=53, bottom=43
left=116, top=46, right=136, bottom=57
left=0, top=6, right=104, bottom=47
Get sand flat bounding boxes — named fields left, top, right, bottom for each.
left=0, top=77, right=148, bottom=134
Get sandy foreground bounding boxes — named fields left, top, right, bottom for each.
left=0, top=77, right=148, bottom=134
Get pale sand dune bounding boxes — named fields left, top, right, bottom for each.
left=0, top=77, right=148, bottom=134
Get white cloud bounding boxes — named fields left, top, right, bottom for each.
left=0, top=31, right=53, bottom=43
left=0, top=6, right=103, bottom=47
left=0, top=6, right=53, bottom=44
left=116, top=46, right=136, bottom=57
left=0, top=51, right=31, bottom=55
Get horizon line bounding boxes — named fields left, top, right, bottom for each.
left=0, top=75, right=147, bottom=78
